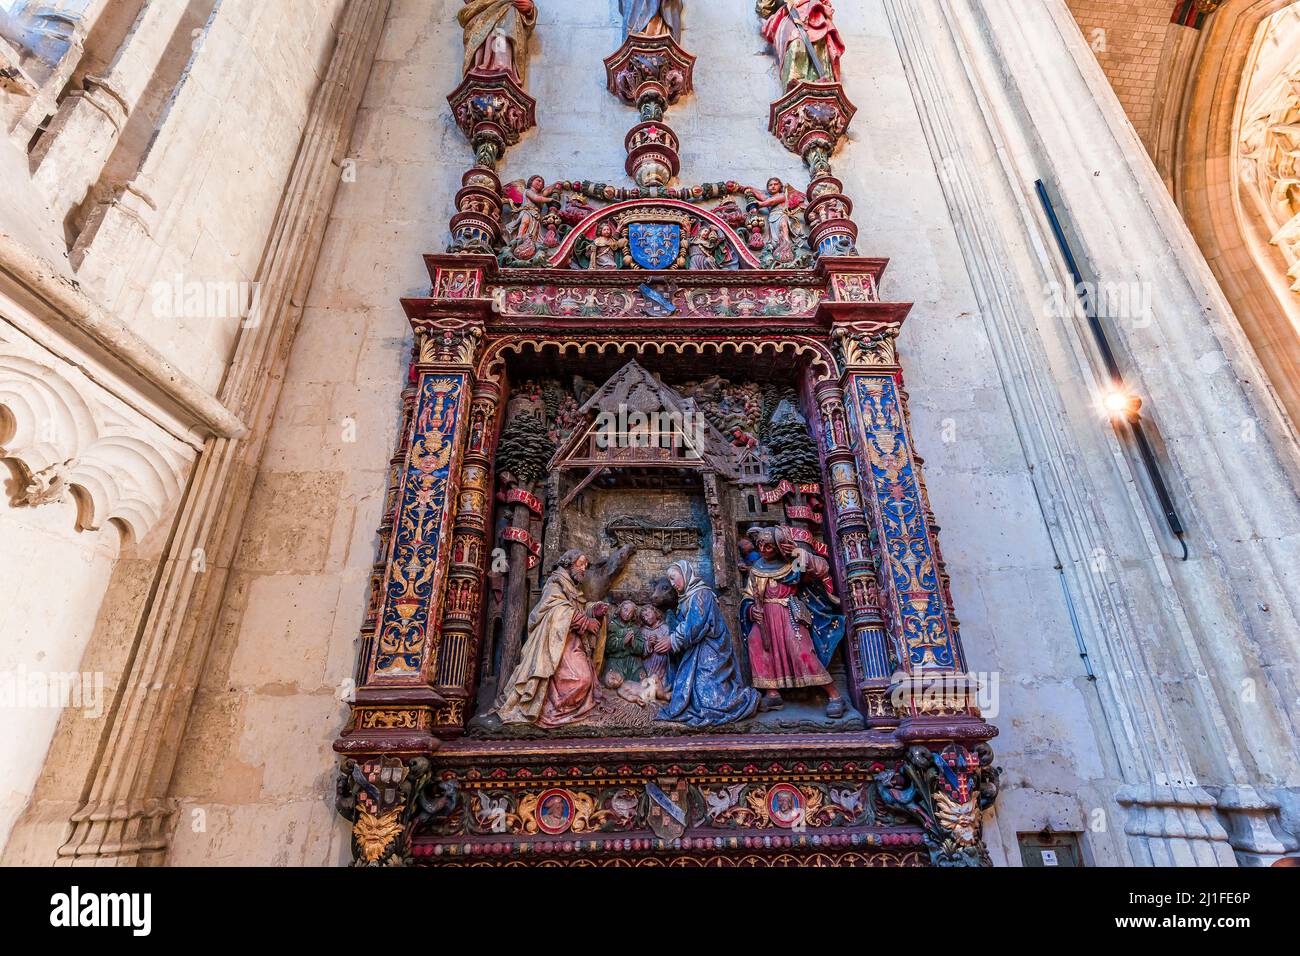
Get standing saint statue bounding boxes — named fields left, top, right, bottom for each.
left=458, top=0, right=538, bottom=85
left=741, top=526, right=846, bottom=717
left=620, top=0, right=682, bottom=40
left=755, top=0, right=844, bottom=88
left=647, top=561, right=760, bottom=727
left=495, top=550, right=609, bottom=728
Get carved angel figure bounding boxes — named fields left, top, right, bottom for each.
left=501, top=175, right=559, bottom=263
left=458, top=0, right=538, bottom=84
left=586, top=220, right=627, bottom=270
left=686, top=222, right=723, bottom=269
left=747, top=177, right=810, bottom=267
left=621, top=0, right=682, bottom=39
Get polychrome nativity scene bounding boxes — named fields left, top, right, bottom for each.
left=334, top=0, right=1000, bottom=867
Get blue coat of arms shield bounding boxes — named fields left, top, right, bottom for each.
left=627, top=222, right=682, bottom=270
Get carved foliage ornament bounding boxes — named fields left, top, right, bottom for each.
left=415, top=320, right=484, bottom=367
left=833, top=323, right=900, bottom=370
left=877, top=744, right=1001, bottom=866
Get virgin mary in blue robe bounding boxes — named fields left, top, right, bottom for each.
left=620, top=0, right=682, bottom=40
left=657, top=561, right=760, bottom=727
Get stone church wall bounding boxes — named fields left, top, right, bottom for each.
left=0, top=0, right=348, bottom=862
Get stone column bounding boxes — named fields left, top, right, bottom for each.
left=31, top=0, right=193, bottom=219
left=52, top=0, right=389, bottom=866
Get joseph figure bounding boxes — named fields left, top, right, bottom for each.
left=495, top=550, right=609, bottom=728
left=459, top=0, right=538, bottom=85
left=620, top=0, right=682, bottom=40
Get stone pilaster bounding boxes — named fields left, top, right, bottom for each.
left=883, top=0, right=1281, bottom=864
left=31, top=0, right=193, bottom=220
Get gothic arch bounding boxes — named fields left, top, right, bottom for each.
left=1169, top=0, right=1300, bottom=427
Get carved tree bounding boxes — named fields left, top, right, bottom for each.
left=492, top=407, right=555, bottom=700
left=767, top=403, right=821, bottom=485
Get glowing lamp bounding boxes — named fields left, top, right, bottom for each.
left=1098, top=386, right=1142, bottom=422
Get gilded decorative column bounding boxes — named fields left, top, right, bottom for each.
left=811, top=373, right=893, bottom=727
left=430, top=369, right=505, bottom=736
left=831, top=306, right=989, bottom=745
left=335, top=312, right=484, bottom=755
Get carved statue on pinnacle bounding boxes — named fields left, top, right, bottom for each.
left=756, top=0, right=844, bottom=89
left=621, top=0, right=682, bottom=40
left=459, top=0, right=538, bottom=85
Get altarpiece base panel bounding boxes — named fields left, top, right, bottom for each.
left=334, top=5, right=998, bottom=868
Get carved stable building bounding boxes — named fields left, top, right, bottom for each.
left=333, top=22, right=1000, bottom=868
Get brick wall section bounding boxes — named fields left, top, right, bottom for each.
left=1067, top=0, right=1175, bottom=142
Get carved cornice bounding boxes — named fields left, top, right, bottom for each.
left=0, top=229, right=245, bottom=441
left=474, top=333, right=840, bottom=383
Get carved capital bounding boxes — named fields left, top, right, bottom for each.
left=768, top=82, right=857, bottom=166
left=412, top=318, right=485, bottom=369
left=0, top=342, right=191, bottom=535
left=447, top=71, right=537, bottom=169
left=604, top=32, right=695, bottom=115
left=832, top=322, right=902, bottom=370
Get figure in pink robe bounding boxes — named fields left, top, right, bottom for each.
left=741, top=526, right=847, bottom=717
left=495, top=550, right=609, bottom=728
left=458, top=0, right=538, bottom=85
left=756, top=0, right=844, bottom=89
left=537, top=609, right=602, bottom=727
